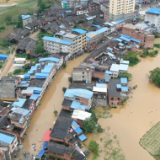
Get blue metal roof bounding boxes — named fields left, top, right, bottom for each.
left=72, top=28, right=87, bottom=34
left=86, top=17, right=94, bottom=20
left=96, top=83, right=107, bottom=88
left=113, top=19, right=126, bottom=24
left=20, top=81, right=27, bottom=84
left=0, top=132, right=15, bottom=144
left=39, top=57, right=59, bottom=63
left=120, top=34, right=141, bottom=43
left=119, top=36, right=130, bottom=42
left=30, top=94, right=39, bottom=100
left=43, top=142, right=48, bottom=149
left=59, top=25, right=65, bottom=28
left=95, top=27, right=108, bottom=34
left=64, top=89, right=93, bottom=99
left=104, top=22, right=114, bottom=26
left=21, top=15, right=31, bottom=20
left=0, top=54, right=8, bottom=58
left=70, top=101, right=89, bottom=110
left=12, top=98, right=26, bottom=108
left=121, top=86, right=129, bottom=92
left=146, top=8, right=160, bottom=15
left=66, top=10, right=72, bottom=12
left=120, top=77, right=128, bottom=84
left=37, top=149, right=45, bottom=157
left=79, top=134, right=87, bottom=141
left=75, top=128, right=83, bottom=134
left=92, top=24, right=101, bottom=29
left=86, top=37, right=90, bottom=41
left=116, top=84, right=121, bottom=89
left=43, top=36, right=72, bottom=45
left=107, top=47, right=113, bottom=51
left=72, top=120, right=80, bottom=130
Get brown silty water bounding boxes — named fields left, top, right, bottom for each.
left=85, top=38, right=160, bottom=160
left=17, top=54, right=89, bottom=158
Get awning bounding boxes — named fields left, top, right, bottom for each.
left=37, top=149, right=45, bottom=157
left=42, top=130, right=51, bottom=142
left=43, top=142, right=48, bottom=149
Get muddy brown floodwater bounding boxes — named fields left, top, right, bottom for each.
left=17, top=53, right=89, bottom=158
left=85, top=38, right=160, bottom=160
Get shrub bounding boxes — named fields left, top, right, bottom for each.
left=154, top=44, right=160, bottom=48
left=97, top=125, right=103, bottom=133
left=83, top=118, right=96, bottom=133
left=68, top=77, right=72, bottom=83
left=54, top=110, right=58, bottom=116
left=43, top=52, right=49, bottom=57
left=124, top=51, right=139, bottom=66
left=118, top=72, right=132, bottom=81
left=149, top=67, right=160, bottom=87
left=62, top=63, right=67, bottom=68
left=88, top=140, right=99, bottom=156
left=62, top=87, right=67, bottom=93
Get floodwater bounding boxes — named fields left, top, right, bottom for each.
left=85, top=38, right=160, bottom=160
left=17, top=53, right=89, bottom=158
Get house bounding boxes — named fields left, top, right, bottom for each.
left=64, top=89, right=94, bottom=107
left=6, top=29, right=22, bottom=43
left=88, top=1, right=100, bottom=12
left=93, top=83, right=107, bottom=106
left=21, top=15, right=32, bottom=27
left=0, top=130, right=18, bottom=154
left=72, top=67, right=92, bottom=83
left=0, top=145, right=11, bottom=160
left=108, top=78, right=129, bottom=106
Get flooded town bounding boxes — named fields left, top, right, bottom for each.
left=1, top=0, right=160, bottom=160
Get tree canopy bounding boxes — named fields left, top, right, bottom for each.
left=118, top=72, right=132, bottom=81
left=124, top=51, right=139, bottom=66
left=35, top=43, right=45, bottom=54
left=0, top=38, right=10, bottom=47
left=149, top=67, right=160, bottom=87
left=83, top=118, right=96, bottom=133
left=88, top=140, right=99, bottom=155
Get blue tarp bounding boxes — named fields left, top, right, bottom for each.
left=43, top=142, right=48, bottom=149
left=24, top=74, right=30, bottom=79
left=75, top=128, right=83, bottom=134
left=37, top=149, right=45, bottom=157
left=79, top=134, right=87, bottom=141
left=72, top=120, right=80, bottom=130
left=30, top=94, right=39, bottom=101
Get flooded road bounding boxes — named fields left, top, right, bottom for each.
left=18, top=54, right=89, bottom=157
left=85, top=39, right=160, bottom=160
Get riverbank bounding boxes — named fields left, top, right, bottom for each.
left=16, top=53, right=89, bottom=158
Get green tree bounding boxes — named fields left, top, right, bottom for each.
left=118, top=72, right=132, bottom=81
left=54, top=110, right=58, bottom=116
left=88, top=140, right=99, bottom=155
left=5, top=15, right=12, bottom=23
left=0, top=38, right=10, bottom=47
left=35, top=44, right=45, bottom=54
left=90, top=109, right=98, bottom=122
left=62, top=87, right=67, bottom=93
left=149, top=67, right=160, bottom=87
left=83, top=118, right=96, bottom=133
left=62, top=63, right=67, bottom=68
left=68, top=77, right=72, bottom=83
left=43, top=52, right=49, bottom=57
left=124, top=51, right=139, bottom=66
left=16, top=15, right=23, bottom=28
left=97, top=125, right=103, bottom=133
left=13, top=69, right=22, bottom=75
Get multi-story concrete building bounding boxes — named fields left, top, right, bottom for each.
left=21, top=15, right=32, bottom=27
left=109, top=0, right=135, bottom=21
left=72, top=67, right=92, bottom=83
left=43, top=29, right=87, bottom=56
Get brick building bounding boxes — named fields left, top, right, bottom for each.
left=122, top=24, right=155, bottom=48
left=88, top=1, right=100, bottom=12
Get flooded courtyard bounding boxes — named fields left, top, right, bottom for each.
left=18, top=39, right=160, bottom=160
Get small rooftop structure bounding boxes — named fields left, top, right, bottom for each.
left=72, top=28, right=87, bottom=34
left=146, top=8, right=160, bottom=15
left=93, top=83, right=107, bottom=93
left=21, top=15, right=31, bottom=20
left=95, top=27, right=109, bottom=34
left=0, top=131, right=15, bottom=144
left=12, top=98, right=26, bottom=108
left=72, top=110, right=91, bottom=120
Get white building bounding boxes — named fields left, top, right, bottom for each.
left=109, top=0, right=135, bottom=21
left=21, top=15, right=32, bottom=27
left=145, top=8, right=160, bottom=33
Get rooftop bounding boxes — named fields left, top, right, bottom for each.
left=43, top=36, right=72, bottom=45
left=95, top=27, right=109, bottom=34
left=146, top=8, right=160, bottom=15
left=0, top=131, right=15, bottom=144
left=21, top=15, right=31, bottom=20
left=12, top=98, right=26, bottom=108
left=72, top=28, right=87, bottom=35
left=72, top=110, right=91, bottom=120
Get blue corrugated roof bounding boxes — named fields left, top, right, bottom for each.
left=92, top=24, right=101, bottom=29
left=72, top=120, right=80, bottom=130
left=0, top=133, right=15, bottom=144
left=30, top=94, right=39, bottom=100
left=130, top=37, right=141, bottom=43
left=121, top=86, right=129, bottom=92
left=43, top=36, right=72, bottom=45
left=12, top=98, right=26, bottom=108
left=43, top=142, right=48, bottom=149
left=20, top=81, right=27, bottom=84
left=64, top=89, right=93, bottom=99
left=95, top=27, right=108, bottom=34
left=146, top=8, right=160, bottom=15
left=70, top=101, right=89, bottom=110
left=66, top=10, right=72, bottom=12
left=120, top=77, right=128, bottom=84
left=59, top=25, right=65, bottom=28
left=75, top=128, right=83, bottom=134
left=104, top=22, right=114, bottom=26
left=72, top=28, right=87, bottom=34
left=0, top=54, right=8, bottom=58
left=37, top=149, right=45, bottom=157
left=79, top=134, right=87, bottom=141
left=107, top=47, right=113, bottom=51
left=116, top=84, right=121, bottom=88
left=119, top=36, right=130, bottom=42
left=21, top=15, right=31, bottom=20
left=86, top=17, right=94, bottom=20
left=96, top=83, right=107, bottom=88
left=113, top=19, right=126, bottom=24
left=120, top=34, right=141, bottom=43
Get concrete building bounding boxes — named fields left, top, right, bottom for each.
left=145, top=8, right=160, bottom=33
left=72, top=67, right=92, bottom=83
left=21, top=15, right=32, bottom=27
left=43, top=29, right=87, bottom=57
left=0, top=131, right=18, bottom=154
left=109, top=0, right=135, bottom=21
left=122, top=23, right=155, bottom=48
left=0, top=146, right=11, bottom=160
left=88, top=1, right=100, bottom=12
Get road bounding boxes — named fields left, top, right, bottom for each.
left=0, top=3, right=17, bottom=7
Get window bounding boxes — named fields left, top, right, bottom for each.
left=75, top=97, right=80, bottom=101
left=111, top=97, right=114, bottom=100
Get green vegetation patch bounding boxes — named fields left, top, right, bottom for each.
left=140, top=121, right=160, bottom=157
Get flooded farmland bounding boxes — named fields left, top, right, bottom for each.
left=18, top=54, right=89, bottom=157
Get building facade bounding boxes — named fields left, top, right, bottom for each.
left=109, top=0, right=135, bottom=21
left=21, top=15, right=32, bottom=27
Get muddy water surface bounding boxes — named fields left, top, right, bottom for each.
left=85, top=39, right=160, bottom=160
left=18, top=54, right=89, bottom=157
